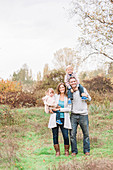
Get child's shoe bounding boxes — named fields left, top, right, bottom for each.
left=68, top=99, right=72, bottom=105
left=81, top=96, right=88, bottom=100
left=56, top=120, right=63, bottom=125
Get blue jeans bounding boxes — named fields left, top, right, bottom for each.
left=67, top=84, right=84, bottom=99
left=70, top=114, right=90, bottom=154
left=67, top=88, right=73, bottom=100
left=53, top=110, right=60, bottom=120
left=52, top=119, right=69, bottom=145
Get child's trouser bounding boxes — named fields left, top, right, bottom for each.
left=53, top=110, right=60, bottom=120
left=67, top=84, right=84, bottom=99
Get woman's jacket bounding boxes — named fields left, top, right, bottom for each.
left=47, top=94, right=72, bottom=129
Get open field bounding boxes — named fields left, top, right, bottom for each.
left=0, top=103, right=113, bottom=170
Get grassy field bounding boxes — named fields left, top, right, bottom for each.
left=0, top=103, right=113, bottom=170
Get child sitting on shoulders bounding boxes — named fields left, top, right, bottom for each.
left=64, top=65, right=88, bottom=104
left=42, top=88, right=62, bottom=125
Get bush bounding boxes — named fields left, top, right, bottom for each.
left=0, top=79, right=37, bottom=108
left=83, top=76, right=113, bottom=103
left=0, top=79, right=21, bottom=92
left=83, top=76, right=113, bottom=93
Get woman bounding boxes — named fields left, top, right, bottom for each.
left=48, top=82, right=72, bottom=156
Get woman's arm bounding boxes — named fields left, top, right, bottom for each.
left=60, top=105, right=71, bottom=113
left=54, top=94, right=71, bottom=113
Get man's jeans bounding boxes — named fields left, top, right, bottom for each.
left=70, top=114, right=90, bottom=154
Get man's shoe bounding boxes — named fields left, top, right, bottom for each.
left=68, top=99, right=72, bottom=105
left=85, top=152, right=90, bottom=156
left=81, top=96, right=88, bottom=100
left=56, top=120, right=63, bottom=125
left=71, top=153, right=76, bottom=156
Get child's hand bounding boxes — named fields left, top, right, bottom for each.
left=56, top=104, right=61, bottom=109
left=71, top=89, right=74, bottom=93
left=49, top=109, right=53, bottom=114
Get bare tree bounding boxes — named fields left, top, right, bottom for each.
left=69, top=0, right=113, bottom=61
left=53, top=47, right=82, bottom=72
left=37, top=71, right=41, bottom=81
left=43, top=63, right=50, bottom=79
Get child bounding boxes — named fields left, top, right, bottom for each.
left=42, top=88, right=62, bottom=125
left=64, top=65, right=88, bottom=104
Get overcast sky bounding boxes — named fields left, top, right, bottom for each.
left=0, top=0, right=80, bottom=80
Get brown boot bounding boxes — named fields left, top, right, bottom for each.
left=54, top=144, right=60, bottom=156
left=64, top=145, right=69, bottom=156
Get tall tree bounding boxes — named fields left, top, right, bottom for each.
left=53, top=47, right=82, bottom=72
left=69, top=0, right=113, bottom=62
left=37, top=71, right=41, bottom=81
left=12, top=64, right=33, bottom=84
left=108, top=62, right=113, bottom=76
left=43, top=64, right=50, bottom=79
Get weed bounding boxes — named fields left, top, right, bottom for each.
left=0, top=105, right=14, bottom=126
left=0, top=105, right=113, bottom=169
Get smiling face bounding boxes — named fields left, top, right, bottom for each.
left=48, top=89, right=54, bottom=97
left=66, top=67, right=73, bottom=75
left=59, top=84, right=65, bottom=94
left=57, top=83, right=66, bottom=95
left=69, top=77, right=77, bottom=89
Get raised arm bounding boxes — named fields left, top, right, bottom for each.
left=84, top=88, right=91, bottom=101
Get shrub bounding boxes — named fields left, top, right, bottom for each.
left=83, top=76, right=113, bottom=103
left=34, top=69, right=65, bottom=106
left=0, top=79, right=38, bottom=108
left=0, top=79, right=21, bottom=92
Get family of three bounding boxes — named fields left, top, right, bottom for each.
left=42, top=65, right=91, bottom=156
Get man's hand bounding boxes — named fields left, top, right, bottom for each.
left=81, top=93, right=88, bottom=97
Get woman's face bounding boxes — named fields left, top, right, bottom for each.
left=59, top=84, right=65, bottom=94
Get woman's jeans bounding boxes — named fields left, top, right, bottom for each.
left=70, top=114, right=90, bottom=154
left=52, top=118, right=69, bottom=145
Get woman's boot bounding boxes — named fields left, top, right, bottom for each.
left=64, top=145, right=69, bottom=156
left=54, top=144, right=60, bottom=156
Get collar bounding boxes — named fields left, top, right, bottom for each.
left=73, top=87, right=78, bottom=92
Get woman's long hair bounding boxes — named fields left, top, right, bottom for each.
left=57, top=82, right=67, bottom=95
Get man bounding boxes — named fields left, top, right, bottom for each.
left=69, top=76, right=91, bottom=156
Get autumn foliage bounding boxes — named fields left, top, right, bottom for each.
left=0, top=80, right=37, bottom=108
left=0, top=79, right=22, bottom=92
left=82, top=76, right=113, bottom=103
left=0, top=74, right=113, bottom=108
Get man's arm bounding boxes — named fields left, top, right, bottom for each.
left=84, top=88, right=91, bottom=101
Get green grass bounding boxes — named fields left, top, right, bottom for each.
left=0, top=104, right=113, bottom=169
